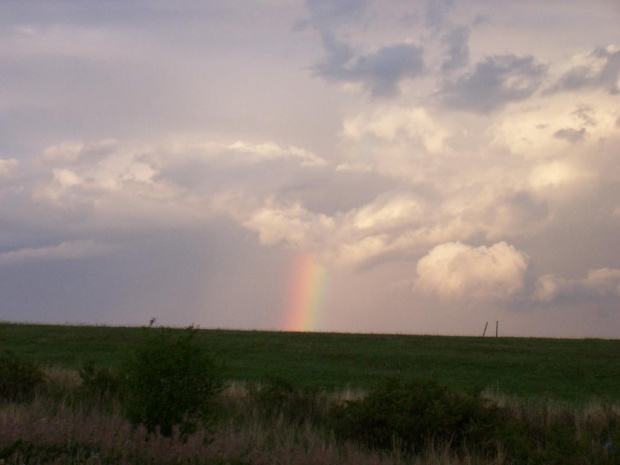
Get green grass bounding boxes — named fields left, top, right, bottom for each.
left=1, top=322, right=619, bottom=401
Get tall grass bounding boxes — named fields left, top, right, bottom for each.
left=0, top=374, right=407, bottom=465
left=1, top=367, right=619, bottom=464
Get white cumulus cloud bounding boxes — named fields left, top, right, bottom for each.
left=415, top=241, right=529, bottom=301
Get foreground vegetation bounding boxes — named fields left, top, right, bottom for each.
left=2, top=375, right=618, bottom=464
left=2, top=322, right=620, bottom=401
left=1, top=323, right=620, bottom=464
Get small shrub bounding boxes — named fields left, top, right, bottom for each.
left=0, top=350, right=46, bottom=403
left=329, top=378, right=510, bottom=457
left=122, top=325, right=223, bottom=436
left=503, top=402, right=620, bottom=465
left=79, top=360, right=123, bottom=402
left=250, top=376, right=328, bottom=426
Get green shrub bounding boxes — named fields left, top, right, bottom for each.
left=329, top=378, right=509, bottom=456
left=122, top=325, right=223, bottom=436
left=503, top=402, right=620, bottom=465
left=0, top=350, right=47, bottom=403
left=250, top=376, right=328, bottom=426
left=78, top=360, right=123, bottom=402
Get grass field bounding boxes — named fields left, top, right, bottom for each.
left=2, top=322, right=619, bottom=401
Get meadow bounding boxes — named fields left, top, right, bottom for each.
left=1, top=322, right=620, bottom=464
left=1, top=322, right=620, bottom=401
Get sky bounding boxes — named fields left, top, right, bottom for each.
left=1, top=0, right=619, bottom=338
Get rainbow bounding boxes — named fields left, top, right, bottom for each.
left=284, top=253, right=329, bottom=332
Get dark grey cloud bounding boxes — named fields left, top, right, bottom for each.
left=473, top=15, right=489, bottom=26
left=315, top=38, right=425, bottom=98
left=439, top=55, right=547, bottom=113
left=554, top=128, right=586, bottom=144
left=296, top=0, right=370, bottom=32
left=315, top=33, right=355, bottom=76
left=547, top=47, right=620, bottom=95
left=301, top=0, right=424, bottom=99
left=426, top=0, right=454, bottom=28
left=441, top=26, right=470, bottom=73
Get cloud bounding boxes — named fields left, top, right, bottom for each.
left=528, top=160, right=588, bottom=190
left=24, top=136, right=333, bottom=241
left=571, top=105, right=597, bottom=127
left=414, top=242, right=529, bottom=301
left=533, top=274, right=564, bottom=302
left=440, top=55, right=547, bottom=113
left=441, top=26, right=470, bottom=73
left=40, top=140, right=118, bottom=165
left=238, top=191, right=426, bottom=268
left=547, top=45, right=620, bottom=95
left=152, top=140, right=326, bottom=168
left=473, top=15, right=489, bottom=26
left=316, top=39, right=425, bottom=98
left=553, top=127, right=586, bottom=144
left=35, top=137, right=326, bottom=199
left=242, top=201, right=335, bottom=250
left=349, top=192, right=424, bottom=232
left=341, top=106, right=448, bottom=153
left=426, top=0, right=454, bottom=28
left=488, top=93, right=619, bottom=162
left=296, top=0, right=370, bottom=33
left=534, top=268, right=620, bottom=302
left=301, top=0, right=425, bottom=98
left=583, top=268, right=620, bottom=295
left=0, top=159, right=20, bottom=197
left=230, top=185, right=543, bottom=271
left=0, top=158, right=19, bottom=179
left=0, top=240, right=114, bottom=267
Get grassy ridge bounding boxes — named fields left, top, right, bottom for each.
left=1, top=322, right=619, bottom=401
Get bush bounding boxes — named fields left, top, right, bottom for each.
left=503, top=402, right=620, bottom=465
left=122, top=325, right=223, bottom=436
left=0, top=350, right=47, bottom=403
left=329, top=378, right=509, bottom=457
left=250, top=376, right=328, bottom=426
left=78, top=360, right=123, bottom=402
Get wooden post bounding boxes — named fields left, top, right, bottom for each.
left=482, top=322, right=488, bottom=337
left=496, top=321, right=498, bottom=338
